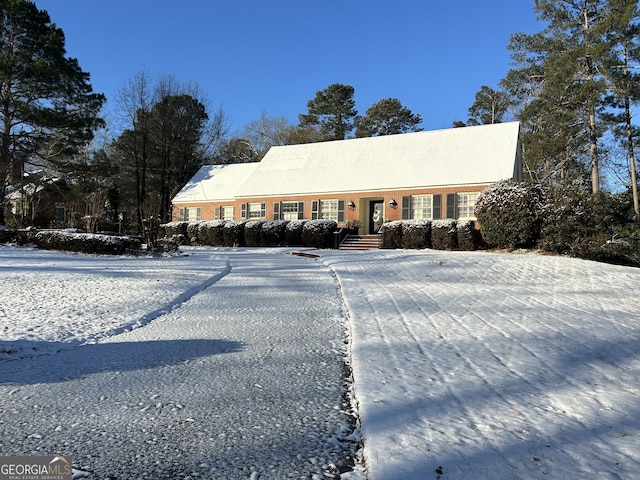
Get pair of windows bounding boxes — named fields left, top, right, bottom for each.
left=272, top=200, right=345, bottom=222
left=402, top=193, right=479, bottom=221
left=178, top=207, right=202, bottom=221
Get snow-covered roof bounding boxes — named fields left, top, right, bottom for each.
left=172, top=163, right=259, bottom=203
left=238, top=122, right=521, bottom=197
left=172, top=122, right=521, bottom=203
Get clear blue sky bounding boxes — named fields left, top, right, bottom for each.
left=35, top=0, right=543, bottom=135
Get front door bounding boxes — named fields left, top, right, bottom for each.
left=369, top=201, right=384, bottom=234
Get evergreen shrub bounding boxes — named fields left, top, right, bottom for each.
left=475, top=179, right=547, bottom=249
left=379, top=221, right=403, bottom=249
left=456, top=220, right=477, bottom=251
left=285, top=220, right=306, bottom=246
left=301, top=220, right=337, bottom=248
left=223, top=221, right=245, bottom=247
left=431, top=220, right=457, bottom=250
left=401, top=220, right=431, bottom=249
left=260, top=220, right=289, bottom=246
left=199, top=220, right=226, bottom=246
left=33, top=230, right=141, bottom=255
left=244, top=221, right=264, bottom=246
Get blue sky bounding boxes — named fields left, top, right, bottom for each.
left=35, top=1, right=543, bottom=135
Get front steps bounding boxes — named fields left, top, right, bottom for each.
left=339, top=234, right=382, bottom=250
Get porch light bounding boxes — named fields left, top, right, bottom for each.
left=389, top=198, right=398, bottom=208
left=348, top=201, right=356, bottom=210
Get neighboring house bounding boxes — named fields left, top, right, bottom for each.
left=5, top=170, right=69, bottom=227
left=172, top=122, right=523, bottom=234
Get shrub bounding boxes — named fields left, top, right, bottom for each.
left=186, top=222, right=201, bottom=245
left=33, top=230, right=141, bottom=255
left=162, top=221, right=189, bottom=240
left=223, top=221, right=245, bottom=247
left=401, top=220, right=431, bottom=249
left=475, top=179, right=547, bottom=249
left=380, top=221, right=403, bottom=249
left=198, top=220, right=226, bottom=246
left=0, top=225, right=17, bottom=244
left=301, top=220, right=337, bottom=248
left=431, top=220, right=457, bottom=250
left=244, top=221, right=264, bottom=247
left=285, top=220, right=306, bottom=246
left=261, top=220, right=289, bottom=246
left=456, top=220, right=477, bottom=251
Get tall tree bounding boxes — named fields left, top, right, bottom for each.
left=0, top=0, right=105, bottom=224
left=299, top=83, right=357, bottom=141
left=113, top=72, right=227, bottom=230
left=355, top=98, right=423, bottom=137
left=601, top=0, right=640, bottom=218
left=513, top=0, right=614, bottom=193
left=467, top=86, right=512, bottom=125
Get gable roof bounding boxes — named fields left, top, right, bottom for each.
left=238, top=122, right=521, bottom=197
left=172, top=122, right=522, bottom=203
left=172, top=163, right=258, bottom=203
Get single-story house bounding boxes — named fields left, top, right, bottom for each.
left=172, top=122, right=523, bottom=234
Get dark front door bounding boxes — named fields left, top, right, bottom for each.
left=369, top=201, right=384, bottom=234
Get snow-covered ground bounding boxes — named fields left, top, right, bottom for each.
left=2, top=245, right=640, bottom=479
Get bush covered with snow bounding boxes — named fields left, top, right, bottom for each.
left=161, top=221, right=189, bottom=242
left=260, top=220, right=289, bottom=246
left=244, top=221, right=264, bottom=247
left=223, top=221, right=245, bottom=247
left=33, top=230, right=142, bottom=255
left=541, top=186, right=640, bottom=266
left=380, top=221, right=403, bottom=248
left=198, top=220, right=227, bottom=246
left=475, top=179, right=548, bottom=249
left=302, top=220, right=338, bottom=248
left=186, top=222, right=201, bottom=245
left=285, top=220, right=306, bottom=246
left=401, top=220, right=431, bottom=249
left=431, top=219, right=458, bottom=250
left=456, top=220, right=479, bottom=251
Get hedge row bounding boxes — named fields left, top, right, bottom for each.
left=379, top=219, right=480, bottom=251
left=161, top=219, right=338, bottom=249
left=32, top=230, right=142, bottom=255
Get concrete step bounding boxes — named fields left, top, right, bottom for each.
left=339, top=234, right=382, bottom=250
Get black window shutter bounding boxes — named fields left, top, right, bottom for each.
left=260, top=203, right=266, bottom=218
left=298, top=202, right=305, bottom=220
left=446, top=194, right=457, bottom=219
left=433, top=195, right=442, bottom=220
left=311, top=200, right=319, bottom=220
left=215, top=206, right=221, bottom=220
left=337, top=200, right=345, bottom=222
left=241, top=203, right=247, bottom=219
left=402, top=196, right=411, bottom=220
left=273, top=202, right=280, bottom=220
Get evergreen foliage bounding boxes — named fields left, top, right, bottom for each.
left=474, top=179, right=548, bottom=249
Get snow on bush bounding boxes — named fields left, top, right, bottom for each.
left=302, top=220, right=337, bottom=248
left=244, top=221, right=264, bottom=247
left=401, top=220, right=431, bottom=249
left=260, top=220, right=289, bottom=246
left=223, top=221, right=246, bottom=247
left=475, top=179, right=547, bottom=249
left=379, top=221, right=403, bottom=249
left=285, top=220, right=306, bottom=247
left=431, top=219, right=457, bottom=250
left=33, top=230, right=142, bottom=255
left=198, top=220, right=227, bottom=246
left=456, top=220, right=477, bottom=251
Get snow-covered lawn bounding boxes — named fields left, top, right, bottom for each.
left=2, top=245, right=640, bottom=479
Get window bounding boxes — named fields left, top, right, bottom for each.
left=319, top=199, right=338, bottom=221
left=55, top=206, right=66, bottom=223
left=179, top=207, right=201, bottom=221
left=215, top=206, right=234, bottom=220
left=242, top=202, right=266, bottom=219
left=457, top=193, right=480, bottom=219
left=311, top=199, right=345, bottom=222
left=281, top=201, right=300, bottom=221
left=411, top=195, right=433, bottom=220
